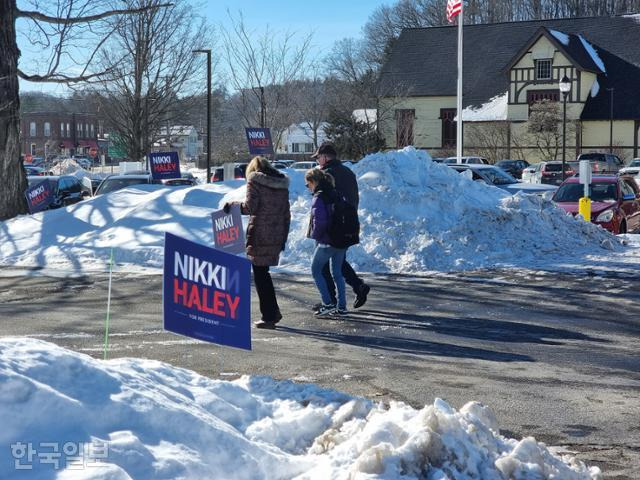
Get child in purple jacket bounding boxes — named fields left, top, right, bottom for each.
left=305, top=169, right=347, bottom=316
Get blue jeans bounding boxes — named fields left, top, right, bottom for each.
left=311, top=245, right=346, bottom=309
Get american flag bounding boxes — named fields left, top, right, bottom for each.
left=447, top=0, right=462, bottom=23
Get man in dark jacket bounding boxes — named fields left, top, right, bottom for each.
left=312, top=143, right=370, bottom=309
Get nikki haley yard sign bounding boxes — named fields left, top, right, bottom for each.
left=149, top=152, right=181, bottom=180
left=245, top=128, right=274, bottom=155
left=211, top=204, right=246, bottom=255
left=163, top=232, right=252, bottom=350
left=25, top=179, right=54, bottom=213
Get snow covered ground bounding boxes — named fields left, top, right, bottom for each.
left=2, top=147, right=639, bottom=276
left=0, top=338, right=602, bottom=479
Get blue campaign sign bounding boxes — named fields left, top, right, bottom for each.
left=245, top=128, right=274, bottom=155
left=211, top=204, right=246, bottom=255
left=149, top=152, right=181, bottom=180
left=25, top=179, right=54, bottom=213
left=163, top=232, right=252, bottom=350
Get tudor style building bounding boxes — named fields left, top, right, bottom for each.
left=378, top=15, right=640, bottom=162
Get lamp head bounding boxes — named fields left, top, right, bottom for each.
left=559, top=75, right=571, bottom=95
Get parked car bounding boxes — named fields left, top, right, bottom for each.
left=448, top=164, right=557, bottom=195
left=290, top=161, right=318, bottom=170
left=275, top=159, right=295, bottom=167
left=522, top=161, right=575, bottom=185
left=431, top=157, right=448, bottom=163
left=162, top=172, right=198, bottom=186
left=576, top=152, right=624, bottom=174
left=272, top=162, right=288, bottom=170
left=26, top=175, right=91, bottom=209
left=552, top=175, right=640, bottom=234
left=93, top=174, right=157, bottom=195
left=444, top=156, right=489, bottom=165
left=626, top=158, right=640, bottom=168
left=74, top=157, right=92, bottom=169
left=24, top=165, right=47, bottom=176
left=210, top=165, right=246, bottom=182
left=90, top=178, right=104, bottom=194
left=495, top=159, right=530, bottom=179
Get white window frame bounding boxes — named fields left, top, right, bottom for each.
left=536, top=59, right=552, bottom=80
left=44, top=122, right=51, bottom=137
left=30, top=122, right=36, bottom=137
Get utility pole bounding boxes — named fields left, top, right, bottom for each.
left=193, top=49, right=212, bottom=183
left=606, top=88, right=614, bottom=153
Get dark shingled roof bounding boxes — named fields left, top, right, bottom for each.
left=378, top=15, right=640, bottom=120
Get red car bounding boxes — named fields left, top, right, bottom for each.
left=552, top=175, right=640, bottom=234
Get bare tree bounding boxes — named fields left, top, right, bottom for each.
left=466, top=122, right=511, bottom=163
left=0, top=0, right=169, bottom=220
left=91, top=0, right=210, bottom=163
left=526, top=99, right=577, bottom=161
left=219, top=11, right=313, bottom=150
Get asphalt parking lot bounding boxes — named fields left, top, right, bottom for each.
left=1, top=268, right=638, bottom=478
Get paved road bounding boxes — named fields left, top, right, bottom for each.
left=1, top=268, right=639, bottom=478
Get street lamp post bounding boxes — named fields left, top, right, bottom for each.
left=193, top=49, right=212, bottom=183
left=559, top=75, right=572, bottom=181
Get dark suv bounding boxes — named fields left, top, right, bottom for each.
left=576, top=153, right=623, bottom=174
left=27, top=175, right=91, bottom=209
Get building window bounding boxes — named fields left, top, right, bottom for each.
left=292, top=143, right=300, bottom=153
left=396, top=109, right=415, bottom=148
left=30, top=143, right=36, bottom=155
left=304, top=143, right=314, bottom=153
left=30, top=122, right=36, bottom=137
left=44, top=122, right=51, bottom=137
left=85, top=123, right=89, bottom=137
left=527, top=90, right=560, bottom=105
left=440, top=109, right=457, bottom=148
left=67, top=123, right=70, bottom=137
left=536, top=59, right=552, bottom=80
left=60, top=122, right=65, bottom=137
left=91, top=124, right=95, bottom=137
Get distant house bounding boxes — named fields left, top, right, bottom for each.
left=20, top=112, right=100, bottom=158
left=279, top=123, right=328, bottom=155
left=378, top=15, right=640, bottom=162
left=153, top=125, right=200, bottom=162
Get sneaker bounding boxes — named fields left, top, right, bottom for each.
left=254, top=321, right=276, bottom=329
left=335, top=308, right=348, bottom=316
left=312, top=302, right=336, bottom=312
left=353, top=284, right=370, bottom=309
left=314, top=304, right=337, bottom=317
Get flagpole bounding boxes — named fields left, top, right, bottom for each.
left=456, top=2, right=464, bottom=163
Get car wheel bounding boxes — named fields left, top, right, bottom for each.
left=619, top=220, right=627, bottom=234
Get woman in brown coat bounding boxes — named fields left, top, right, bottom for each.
left=225, top=156, right=291, bottom=329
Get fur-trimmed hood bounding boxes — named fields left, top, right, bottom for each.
left=247, top=171, right=290, bottom=190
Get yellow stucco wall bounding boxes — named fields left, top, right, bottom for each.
left=379, top=96, right=456, bottom=149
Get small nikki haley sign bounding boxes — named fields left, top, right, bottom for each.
left=211, top=205, right=246, bottom=255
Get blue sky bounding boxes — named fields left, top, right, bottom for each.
left=19, top=0, right=389, bottom=95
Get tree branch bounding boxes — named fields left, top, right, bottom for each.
left=17, top=68, right=113, bottom=84
left=17, top=4, right=173, bottom=25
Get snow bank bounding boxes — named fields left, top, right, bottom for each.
left=0, top=338, right=602, bottom=479
left=281, top=148, right=622, bottom=273
left=0, top=148, right=634, bottom=274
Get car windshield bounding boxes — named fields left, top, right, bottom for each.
left=480, top=167, right=517, bottom=185
left=579, top=153, right=606, bottom=161
left=630, top=160, right=640, bottom=167
left=96, top=178, right=149, bottom=194
left=554, top=182, right=618, bottom=202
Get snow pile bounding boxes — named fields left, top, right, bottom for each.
left=280, top=148, right=622, bottom=273
left=0, top=148, right=635, bottom=274
left=50, top=158, right=87, bottom=176
left=0, top=338, right=602, bottom=479
left=459, top=93, right=508, bottom=122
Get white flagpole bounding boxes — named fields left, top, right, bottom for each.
left=456, top=2, right=464, bottom=163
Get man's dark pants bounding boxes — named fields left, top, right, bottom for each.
left=321, top=253, right=363, bottom=304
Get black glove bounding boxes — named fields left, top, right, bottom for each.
left=223, top=202, right=231, bottom=214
